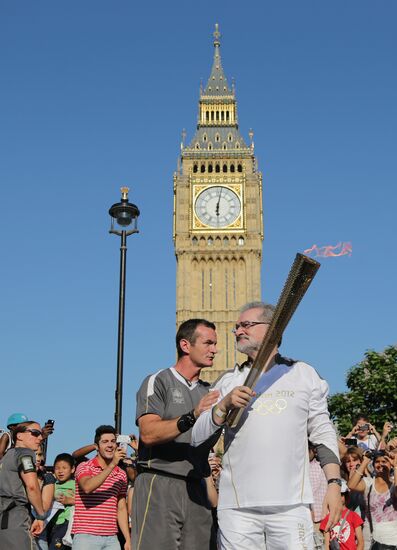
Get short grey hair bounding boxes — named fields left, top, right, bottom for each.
left=239, top=302, right=275, bottom=324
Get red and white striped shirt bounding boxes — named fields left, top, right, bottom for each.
left=72, top=457, right=127, bottom=536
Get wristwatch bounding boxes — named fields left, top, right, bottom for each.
left=212, top=405, right=227, bottom=423
left=327, top=478, right=342, bottom=487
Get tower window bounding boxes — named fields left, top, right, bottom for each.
left=215, top=133, right=220, bottom=142
left=200, top=164, right=205, bottom=173
left=215, top=164, right=220, bottom=173
left=193, top=164, right=198, bottom=173
left=192, top=236, right=198, bottom=246
left=208, top=163, right=213, bottom=173
left=195, top=143, right=200, bottom=150
left=206, top=112, right=209, bottom=122
left=203, top=134, right=207, bottom=142
left=208, top=143, right=213, bottom=150
left=237, top=164, right=243, bottom=172
left=221, top=111, right=224, bottom=121
left=230, top=164, right=235, bottom=173
left=211, top=111, right=214, bottom=121
left=222, top=164, right=227, bottom=173
left=236, top=142, right=240, bottom=149
left=238, top=236, right=245, bottom=246
left=216, top=111, right=219, bottom=121
left=226, top=111, right=230, bottom=121
left=223, top=143, right=227, bottom=150
left=228, top=133, right=233, bottom=142
left=207, top=237, right=213, bottom=246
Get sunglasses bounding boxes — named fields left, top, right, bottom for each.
left=23, top=428, right=43, bottom=438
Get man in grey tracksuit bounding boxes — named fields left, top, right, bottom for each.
left=132, top=319, right=220, bottom=550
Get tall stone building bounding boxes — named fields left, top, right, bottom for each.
left=173, top=25, right=263, bottom=383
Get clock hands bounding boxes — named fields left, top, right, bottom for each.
left=215, top=187, right=223, bottom=225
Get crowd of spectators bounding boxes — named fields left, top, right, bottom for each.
left=0, top=411, right=395, bottom=549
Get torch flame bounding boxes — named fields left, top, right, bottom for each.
left=304, top=242, right=352, bottom=258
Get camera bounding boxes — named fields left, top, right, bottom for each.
left=358, top=423, right=369, bottom=431
left=116, top=435, right=130, bottom=452
left=345, top=438, right=358, bottom=447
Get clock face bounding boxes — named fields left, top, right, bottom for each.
left=195, top=186, right=241, bottom=228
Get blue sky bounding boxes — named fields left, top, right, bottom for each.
left=1, top=1, right=396, bottom=460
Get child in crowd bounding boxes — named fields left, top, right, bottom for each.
left=47, top=453, right=75, bottom=550
left=320, top=479, right=364, bottom=550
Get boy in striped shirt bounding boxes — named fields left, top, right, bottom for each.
left=72, top=425, right=129, bottom=550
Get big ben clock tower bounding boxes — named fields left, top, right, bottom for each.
left=173, top=25, right=263, bottom=383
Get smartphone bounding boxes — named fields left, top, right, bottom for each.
left=116, top=435, right=131, bottom=452
left=46, top=419, right=55, bottom=427
left=345, top=438, right=357, bottom=446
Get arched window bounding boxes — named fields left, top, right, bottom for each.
left=207, top=237, right=213, bottom=246
left=221, top=111, right=224, bottom=121
left=228, top=133, right=233, bottom=142
left=208, top=163, right=213, bottom=173
left=238, top=237, right=245, bottom=246
left=200, top=164, right=205, bottom=173
left=216, top=111, right=219, bottom=121
left=203, top=133, right=207, bottom=142
left=193, top=164, right=198, bottom=173
left=195, top=143, right=200, bottom=150
left=215, top=164, right=220, bottom=173
left=211, top=111, right=214, bottom=121
left=223, top=164, right=227, bottom=173
left=206, top=111, right=209, bottom=122
left=192, top=236, right=198, bottom=246
left=215, top=133, right=220, bottom=142
left=237, top=164, right=243, bottom=172
left=230, top=164, right=235, bottom=173
left=226, top=111, right=230, bottom=121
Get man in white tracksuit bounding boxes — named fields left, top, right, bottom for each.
left=191, top=302, right=342, bottom=550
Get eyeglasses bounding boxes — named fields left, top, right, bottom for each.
left=23, top=429, right=43, bottom=438
left=232, top=321, right=269, bottom=334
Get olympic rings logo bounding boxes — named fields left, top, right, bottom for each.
left=253, top=398, right=288, bottom=416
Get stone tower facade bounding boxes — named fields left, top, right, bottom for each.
left=173, top=25, right=263, bottom=383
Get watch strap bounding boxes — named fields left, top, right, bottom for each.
left=327, top=478, right=342, bottom=487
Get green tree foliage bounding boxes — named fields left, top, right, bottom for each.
left=328, top=345, right=397, bottom=436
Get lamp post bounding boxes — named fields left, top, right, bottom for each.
left=109, top=187, right=140, bottom=434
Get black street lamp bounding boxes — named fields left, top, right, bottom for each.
left=109, top=187, right=140, bottom=434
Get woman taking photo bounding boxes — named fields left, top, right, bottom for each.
left=348, top=451, right=397, bottom=549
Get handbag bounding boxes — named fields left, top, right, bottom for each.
left=329, top=510, right=350, bottom=550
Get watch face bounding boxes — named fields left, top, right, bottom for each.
left=195, top=186, right=241, bottom=228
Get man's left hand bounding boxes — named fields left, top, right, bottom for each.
left=322, top=484, right=342, bottom=532
left=194, top=390, right=220, bottom=418
left=30, top=519, right=44, bottom=536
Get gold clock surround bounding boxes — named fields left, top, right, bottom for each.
left=192, top=179, right=244, bottom=232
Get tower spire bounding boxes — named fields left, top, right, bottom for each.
left=213, top=22, right=220, bottom=47
left=203, top=23, right=231, bottom=96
